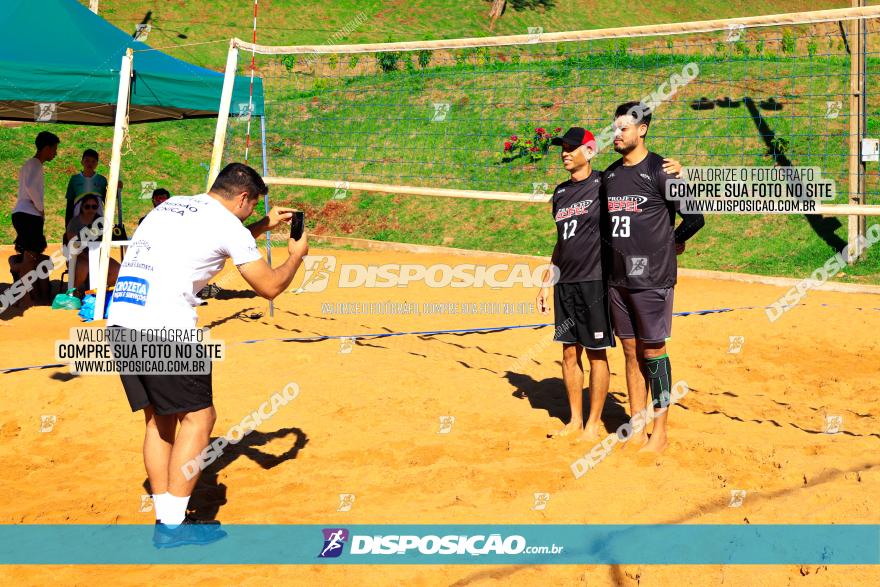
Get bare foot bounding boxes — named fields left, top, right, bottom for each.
left=639, top=434, right=668, bottom=453
left=548, top=421, right=582, bottom=439
left=623, top=432, right=649, bottom=450
left=579, top=422, right=605, bottom=443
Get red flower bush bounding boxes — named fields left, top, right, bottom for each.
left=497, top=126, right=560, bottom=163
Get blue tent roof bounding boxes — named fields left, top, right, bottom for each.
left=0, top=0, right=263, bottom=125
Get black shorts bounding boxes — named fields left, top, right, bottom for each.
left=553, top=280, right=615, bottom=350
left=110, top=327, right=213, bottom=416
left=609, top=286, right=674, bottom=344
left=12, top=212, right=47, bottom=254
left=119, top=371, right=213, bottom=416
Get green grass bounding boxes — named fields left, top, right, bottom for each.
left=2, top=1, right=878, bottom=284
left=233, top=43, right=880, bottom=283
left=90, top=0, right=853, bottom=69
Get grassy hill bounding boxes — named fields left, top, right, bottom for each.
left=2, top=0, right=878, bottom=283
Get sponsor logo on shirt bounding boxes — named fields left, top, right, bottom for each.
left=112, top=276, right=150, bottom=306
left=607, top=195, right=647, bottom=213
left=639, top=173, right=651, bottom=180
left=554, top=199, right=594, bottom=221
left=160, top=201, right=201, bottom=216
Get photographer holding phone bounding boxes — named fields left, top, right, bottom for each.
left=107, top=162, right=308, bottom=547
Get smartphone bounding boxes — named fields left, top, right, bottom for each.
left=290, top=210, right=305, bottom=241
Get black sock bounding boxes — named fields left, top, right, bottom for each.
left=645, top=354, right=671, bottom=410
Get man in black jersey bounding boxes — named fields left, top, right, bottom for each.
left=604, top=101, right=704, bottom=453
left=537, top=127, right=683, bottom=442
left=537, top=127, right=612, bottom=441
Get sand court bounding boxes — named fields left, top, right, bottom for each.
left=0, top=245, right=878, bottom=585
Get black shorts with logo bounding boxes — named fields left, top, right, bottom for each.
left=553, top=280, right=615, bottom=350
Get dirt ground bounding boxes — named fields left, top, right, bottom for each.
left=0, top=244, right=878, bottom=586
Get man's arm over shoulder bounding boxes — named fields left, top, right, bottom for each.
left=651, top=154, right=704, bottom=243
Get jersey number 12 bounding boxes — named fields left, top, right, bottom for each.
left=562, top=219, right=578, bottom=240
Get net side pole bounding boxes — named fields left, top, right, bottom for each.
left=260, top=114, right=274, bottom=318
left=848, top=0, right=868, bottom=263
left=94, top=48, right=133, bottom=321
left=207, top=40, right=239, bottom=190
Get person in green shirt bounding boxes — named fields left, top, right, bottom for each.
left=64, top=148, right=108, bottom=229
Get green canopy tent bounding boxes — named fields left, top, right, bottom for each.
left=0, top=0, right=263, bottom=123
left=0, top=0, right=267, bottom=318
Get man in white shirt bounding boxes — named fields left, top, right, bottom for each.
left=107, top=163, right=308, bottom=546
left=10, top=131, right=59, bottom=306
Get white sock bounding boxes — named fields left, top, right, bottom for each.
left=152, top=492, right=169, bottom=523
left=163, top=493, right=191, bottom=527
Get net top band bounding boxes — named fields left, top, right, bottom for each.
left=231, top=6, right=880, bottom=55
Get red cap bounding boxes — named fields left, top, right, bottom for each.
left=551, top=127, right=596, bottom=149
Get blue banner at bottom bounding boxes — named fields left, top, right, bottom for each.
left=0, top=525, right=877, bottom=565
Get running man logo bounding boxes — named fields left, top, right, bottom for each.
left=823, top=415, right=843, bottom=434
left=726, top=23, right=745, bottom=42
left=532, top=492, right=550, bottom=511
left=431, top=103, right=451, bottom=122
left=527, top=26, right=543, bottom=43
left=295, top=256, right=337, bottom=293
left=235, top=102, right=255, bottom=122
left=332, top=181, right=349, bottom=200
left=727, top=335, right=745, bottom=354
left=825, top=101, right=843, bottom=119
left=337, top=494, right=356, bottom=512
left=39, top=415, right=56, bottom=433
left=318, top=528, right=350, bottom=558
left=438, top=415, right=455, bottom=434
left=134, top=23, right=151, bottom=41
left=728, top=489, right=747, bottom=508
left=627, top=257, right=648, bottom=276
left=531, top=182, right=549, bottom=202
left=35, top=103, right=57, bottom=122
left=140, top=181, right=158, bottom=200
left=139, top=494, right=154, bottom=513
